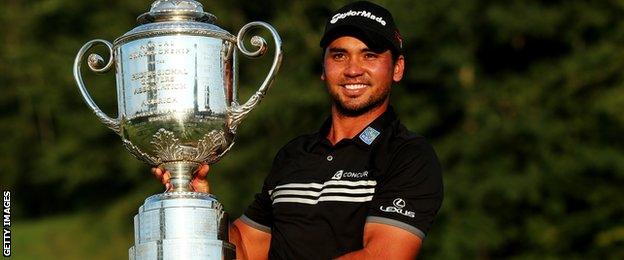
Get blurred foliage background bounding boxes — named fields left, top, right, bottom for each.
left=1, top=0, right=624, bottom=259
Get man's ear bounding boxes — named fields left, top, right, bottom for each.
left=320, top=52, right=326, bottom=81
left=393, top=55, right=405, bottom=82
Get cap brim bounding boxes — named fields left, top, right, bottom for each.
left=320, top=25, right=390, bottom=53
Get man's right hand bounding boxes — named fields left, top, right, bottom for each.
left=151, top=164, right=211, bottom=193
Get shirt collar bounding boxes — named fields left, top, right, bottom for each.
left=309, top=106, right=398, bottom=150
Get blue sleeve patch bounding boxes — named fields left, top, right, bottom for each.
left=359, top=127, right=380, bottom=145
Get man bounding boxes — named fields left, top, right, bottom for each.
left=154, top=1, right=443, bottom=259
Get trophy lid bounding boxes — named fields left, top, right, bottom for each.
left=137, top=0, right=216, bottom=24
left=114, top=0, right=236, bottom=46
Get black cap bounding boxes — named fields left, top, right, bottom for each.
left=320, top=1, right=403, bottom=55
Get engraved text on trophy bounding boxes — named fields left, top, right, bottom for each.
left=120, top=36, right=228, bottom=121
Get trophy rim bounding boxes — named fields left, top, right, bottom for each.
left=113, top=23, right=236, bottom=47
left=145, top=191, right=218, bottom=204
left=137, top=11, right=216, bottom=25
left=136, top=0, right=217, bottom=25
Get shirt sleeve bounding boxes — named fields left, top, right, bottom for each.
left=367, top=139, right=444, bottom=239
left=240, top=183, right=273, bottom=233
left=241, top=148, right=286, bottom=233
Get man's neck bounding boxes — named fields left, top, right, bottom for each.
left=326, top=102, right=389, bottom=145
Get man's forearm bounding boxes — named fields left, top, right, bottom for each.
left=336, top=248, right=376, bottom=259
left=228, top=221, right=246, bottom=259
left=336, top=223, right=422, bottom=260
left=337, top=246, right=419, bottom=260
left=229, top=218, right=271, bottom=260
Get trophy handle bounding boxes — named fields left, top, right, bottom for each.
left=73, top=39, right=121, bottom=135
left=227, top=21, right=283, bottom=134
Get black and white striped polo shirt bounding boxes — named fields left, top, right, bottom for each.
left=242, top=108, right=443, bottom=259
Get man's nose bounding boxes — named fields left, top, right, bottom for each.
left=344, top=59, right=364, bottom=77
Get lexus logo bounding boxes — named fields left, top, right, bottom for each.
left=380, top=198, right=415, bottom=218
left=393, top=198, right=406, bottom=208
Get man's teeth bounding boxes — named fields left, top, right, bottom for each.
left=344, top=84, right=367, bottom=90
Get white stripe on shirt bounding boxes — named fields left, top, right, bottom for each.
left=272, top=195, right=374, bottom=205
left=269, top=179, right=377, bottom=205
left=271, top=187, right=375, bottom=199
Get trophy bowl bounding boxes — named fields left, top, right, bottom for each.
left=72, top=1, right=282, bottom=259
left=73, top=0, right=282, bottom=192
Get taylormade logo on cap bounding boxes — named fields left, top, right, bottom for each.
left=330, top=10, right=387, bottom=26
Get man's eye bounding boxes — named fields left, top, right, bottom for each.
left=364, top=53, right=378, bottom=59
left=332, top=53, right=345, bottom=60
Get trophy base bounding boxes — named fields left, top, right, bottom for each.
left=129, top=192, right=235, bottom=260
left=129, top=239, right=234, bottom=260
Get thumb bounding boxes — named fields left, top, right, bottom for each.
left=194, top=164, right=210, bottom=179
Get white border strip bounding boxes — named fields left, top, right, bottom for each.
left=271, top=188, right=375, bottom=200
left=269, top=180, right=377, bottom=195
left=273, top=195, right=374, bottom=205
left=366, top=216, right=426, bottom=239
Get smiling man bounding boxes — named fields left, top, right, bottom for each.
left=154, top=1, right=443, bottom=259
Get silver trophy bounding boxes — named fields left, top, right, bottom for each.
left=72, top=1, right=282, bottom=259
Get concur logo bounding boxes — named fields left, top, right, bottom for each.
left=331, top=170, right=369, bottom=180
left=331, top=170, right=344, bottom=180
left=380, top=197, right=415, bottom=218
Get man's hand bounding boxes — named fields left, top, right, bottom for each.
left=151, top=164, right=211, bottom=193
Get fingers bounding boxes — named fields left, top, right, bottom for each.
left=151, top=167, right=171, bottom=185
left=152, top=164, right=210, bottom=193
left=195, top=164, right=210, bottom=180
left=151, top=167, right=163, bottom=181
left=191, top=178, right=210, bottom=193
left=191, top=164, right=211, bottom=193
left=152, top=167, right=172, bottom=192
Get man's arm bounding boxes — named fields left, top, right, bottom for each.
left=229, top=218, right=272, bottom=259
left=338, top=139, right=442, bottom=259
left=337, top=223, right=422, bottom=259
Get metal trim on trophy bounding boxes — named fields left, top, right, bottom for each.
left=72, top=1, right=282, bottom=259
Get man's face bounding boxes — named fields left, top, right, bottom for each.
left=322, top=36, right=404, bottom=116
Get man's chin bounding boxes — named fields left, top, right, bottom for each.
left=336, top=106, right=366, bottom=117
left=334, top=101, right=379, bottom=117
left=330, top=91, right=389, bottom=117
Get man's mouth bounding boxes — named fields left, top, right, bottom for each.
left=342, top=84, right=369, bottom=90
